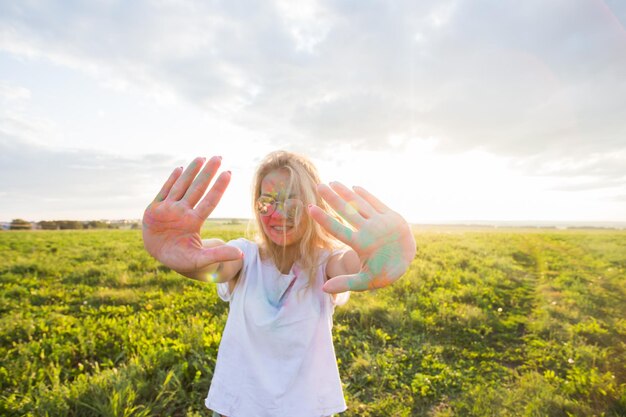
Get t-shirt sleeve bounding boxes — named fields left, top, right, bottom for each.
left=216, top=281, right=232, bottom=302
left=331, top=291, right=350, bottom=307
left=215, top=238, right=249, bottom=302
left=327, top=247, right=351, bottom=308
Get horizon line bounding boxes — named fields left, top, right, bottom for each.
left=2, top=218, right=626, bottom=229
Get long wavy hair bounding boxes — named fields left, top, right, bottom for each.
left=251, top=150, right=342, bottom=291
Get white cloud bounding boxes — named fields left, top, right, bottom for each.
left=0, top=132, right=185, bottom=220
left=0, top=80, right=31, bottom=102
left=2, top=0, right=624, bottom=159
left=0, top=0, right=625, bottom=220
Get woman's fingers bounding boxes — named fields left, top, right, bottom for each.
left=317, top=184, right=367, bottom=228
left=329, top=182, right=377, bottom=219
left=352, top=186, right=391, bottom=213
left=308, top=204, right=354, bottom=246
left=195, top=170, right=232, bottom=219
left=154, top=166, right=183, bottom=202
left=323, top=273, right=367, bottom=293
left=167, top=157, right=207, bottom=202
left=182, top=156, right=223, bottom=207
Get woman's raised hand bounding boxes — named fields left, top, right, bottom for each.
left=142, top=156, right=242, bottom=276
left=309, top=183, right=416, bottom=293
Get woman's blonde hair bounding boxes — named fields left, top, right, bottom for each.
left=251, top=150, right=341, bottom=291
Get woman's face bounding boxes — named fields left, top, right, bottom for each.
left=259, top=168, right=307, bottom=247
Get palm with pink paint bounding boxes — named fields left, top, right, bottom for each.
left=309, top=182, right=416, bottom=293
left=142, top=156, right=242, bottom=277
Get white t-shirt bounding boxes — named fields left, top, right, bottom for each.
left=205, top=238, right=350, bottom=417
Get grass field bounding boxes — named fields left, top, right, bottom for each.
left=1, top=227, right=625, bottom=416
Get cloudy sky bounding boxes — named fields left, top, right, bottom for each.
left=1, top=0, right=625, bottom=224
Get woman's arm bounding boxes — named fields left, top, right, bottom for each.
left=326, top=249, right=359, bottom=302
left=326, top=249, right=360, bottom=280
left=193, top=238, right=243, bottom=293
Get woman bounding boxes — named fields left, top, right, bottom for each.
left=142, top=151, right=416, bottom=416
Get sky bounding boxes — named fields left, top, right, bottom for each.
left=1, top=0, right=625, bottom=224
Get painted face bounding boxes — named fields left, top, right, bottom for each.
left=259, top=169, right=307, bottom=246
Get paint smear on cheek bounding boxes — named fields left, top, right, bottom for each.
left=261, top=215, right=272, bottom=229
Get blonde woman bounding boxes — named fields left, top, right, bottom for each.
left=142, top=151, right=416, bottom=417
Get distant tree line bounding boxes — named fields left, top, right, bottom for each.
left=7, top=219, right=140, bottom=230
left=9, top=219, right=32, bottom=230
left=39, top=220, right=104, bottom=230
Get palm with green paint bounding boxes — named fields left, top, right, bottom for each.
left=142, top=156, right=242, bottom=276
left=310, top=182, right=416, bottom=293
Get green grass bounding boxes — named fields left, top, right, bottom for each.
left=1, top=228, right=625, bottom=416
